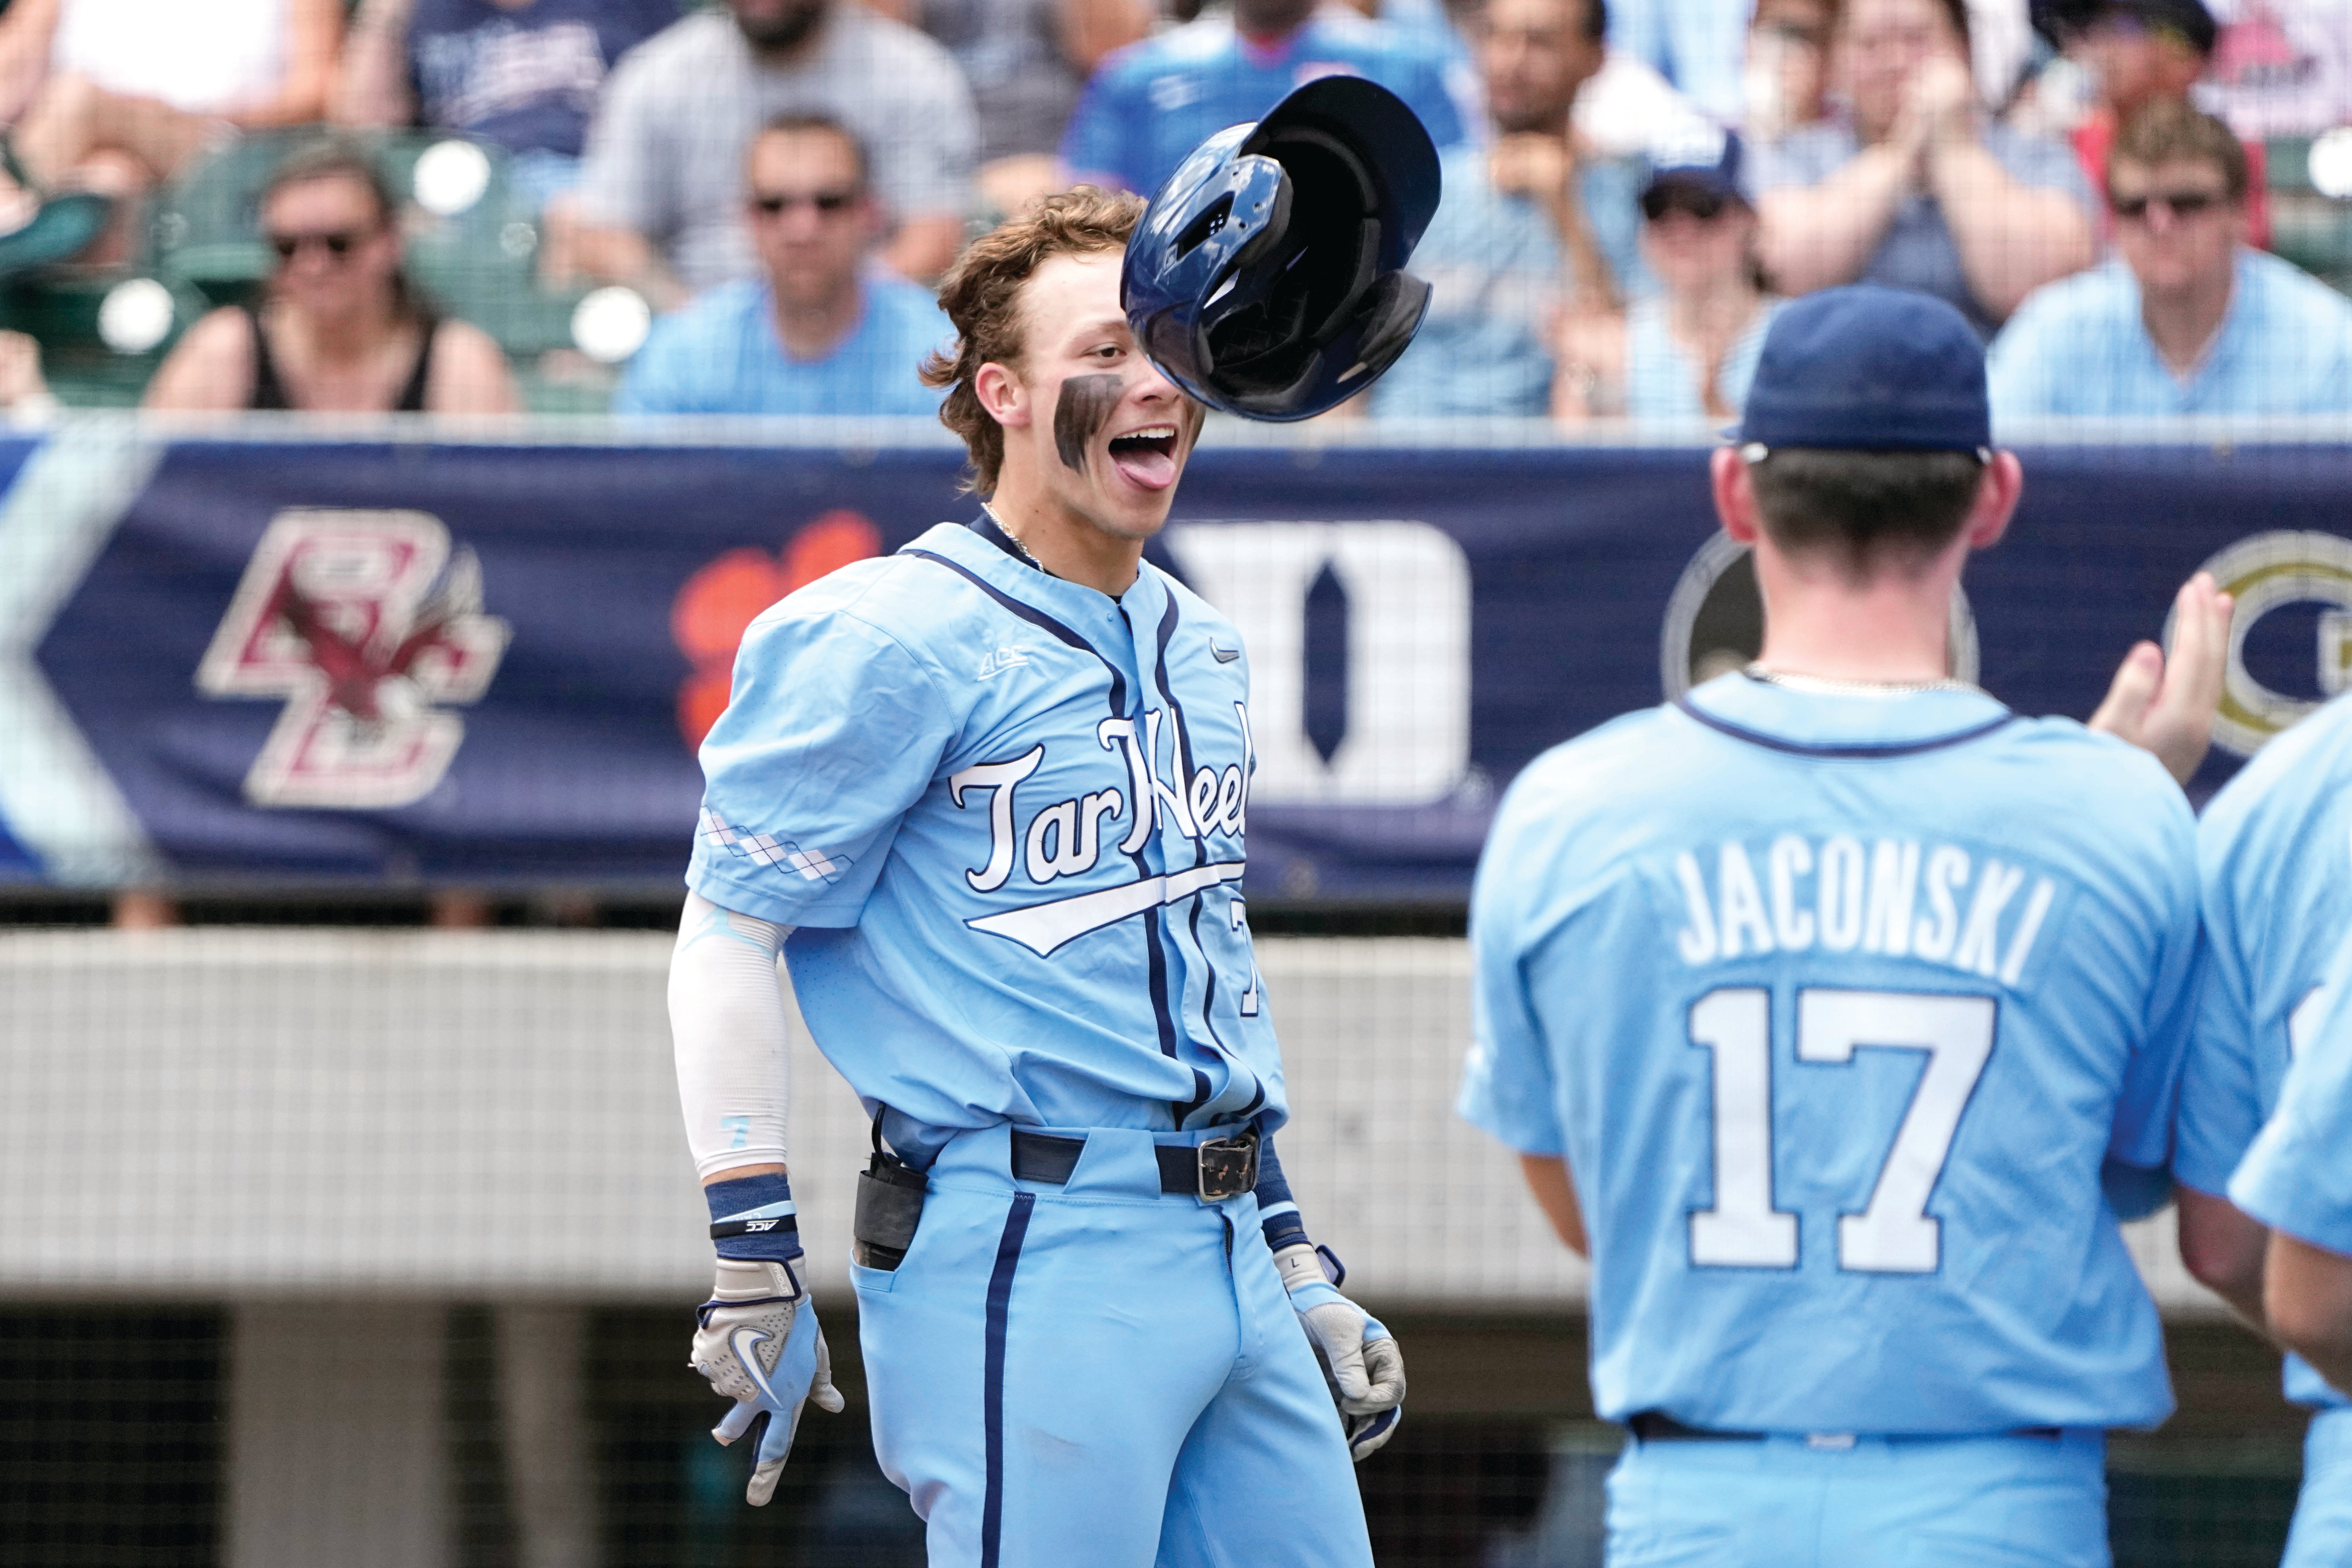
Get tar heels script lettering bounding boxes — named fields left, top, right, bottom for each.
left=949, top=702, right=1254, bottom=957
left=1673, top=835, right=2057, bottom=987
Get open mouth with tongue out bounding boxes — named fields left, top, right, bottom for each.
left=1106, top=424, right=1182, bottom=491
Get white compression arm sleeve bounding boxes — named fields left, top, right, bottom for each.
left=669, top=890, right=795, bottom=1180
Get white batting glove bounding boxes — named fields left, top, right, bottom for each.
left=1274, top=1243, right=1407, bottom=1461
left=689, top=1258, right=846, bottom=1504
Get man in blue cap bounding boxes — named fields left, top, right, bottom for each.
left=1458, top=284, right=2232, bottom=1565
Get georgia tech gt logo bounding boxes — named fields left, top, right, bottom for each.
left=2193, top=531, right=2352, bottom=758
left=196, top=509, right=510, bottom=809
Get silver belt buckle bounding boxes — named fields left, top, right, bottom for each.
left=1195, top=1129, right=1259, bottom=1201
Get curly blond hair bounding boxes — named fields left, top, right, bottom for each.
left=922, top=187, right=1147, bottom=495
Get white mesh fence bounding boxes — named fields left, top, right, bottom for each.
left=0, top=926, right=2214, bottom=1314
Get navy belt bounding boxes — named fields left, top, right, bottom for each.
left=1628, top=1413, right=1759, bottom=1442
left=1628, top=1412, right=2066, bottom=1443
left=1010, top=1128, right=1260, bottom=1200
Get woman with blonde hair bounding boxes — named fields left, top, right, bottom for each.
left=146, top=141, right=519, bottom=413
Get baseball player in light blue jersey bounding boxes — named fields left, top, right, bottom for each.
left=1459, top=286, right=2233, bottom=1567
left=665, top=187, right=1402, bottom=1568
left=2235, top=927, right=2352, bottom=1529
left=2174, top=690, right=2352, bottom=1566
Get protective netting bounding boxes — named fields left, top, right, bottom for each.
left=0, top=926, right=2306, bottom=1564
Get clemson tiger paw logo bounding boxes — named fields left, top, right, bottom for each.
left=671, top=510, right=880, bottom=749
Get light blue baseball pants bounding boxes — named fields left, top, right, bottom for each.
left=1606, top=1425, right=2111, bottom=1567
left=849, top=1123, right=1372, bottom=1568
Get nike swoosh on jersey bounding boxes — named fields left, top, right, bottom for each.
left=967, top=860, right=1248, bottom=957
left=730, top=1325, right=780, bottom=1405
left=1210, top=642, right=1240, bottom=663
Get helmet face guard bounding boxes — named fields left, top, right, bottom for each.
left=1123, top=77, right=1441, bottom=422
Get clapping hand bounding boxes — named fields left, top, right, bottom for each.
left=1489, top=132, right=1575, bottom=205
left=2089, top=571, right=2234, bottom=786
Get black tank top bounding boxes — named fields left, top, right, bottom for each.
left=242, top=303, right=440, bottom=412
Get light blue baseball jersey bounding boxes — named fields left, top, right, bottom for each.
left=2180, top=689, right=2352, bottom=1409
left=1987, top=251, right=2352, bottom=419
left=614, top=275, right=950, bottom=417
left=687, top=517, right=1281, bottom=1159
left=2234, top=944, right=2352, bottom=1563
left=1460, top=673, right=2199, bottom=1434
left=2234, top=917, right=2352, bottom=1260
left=1059, top=11, right=1469, bottom=199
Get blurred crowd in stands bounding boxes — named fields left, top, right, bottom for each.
left=0, top=0, right=2338, bottom=423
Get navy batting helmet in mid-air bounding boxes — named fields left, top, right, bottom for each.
left=1121, top=75, right=1441, bottom=422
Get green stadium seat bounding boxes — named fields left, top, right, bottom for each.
left=144, top=128, right=310, bottom=304
left=144, top=128, right=610, bottom=379
left=2265, top=134, right=2352, bottom=298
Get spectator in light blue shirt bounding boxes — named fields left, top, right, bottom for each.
left=616, top=113, right=948, bottom=416
left=1372, top=0, right=1647, bottom=417
left=1989, top=99, right=2352, bottom=417
left=1059, top=0, right=1470, bottom=200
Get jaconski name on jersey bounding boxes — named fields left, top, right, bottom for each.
left=1671, top=835, right=2056, bottom=989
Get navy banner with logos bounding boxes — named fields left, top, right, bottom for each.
left=10, top=429, right=2352, bottom=898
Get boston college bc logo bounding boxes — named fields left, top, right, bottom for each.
left=196, top=509, right=510, bottom=809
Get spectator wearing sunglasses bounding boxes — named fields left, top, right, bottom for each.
left=1555, top=130, right=1783, bottom=420
left=145, top=141, right=520, bottom=413
left=569, top=0, right=975, bottom=309
left=1988, top=99, right=2352, bottom=416
left=2024, top=0, right=2269, bottom=248
left=614, top=114, right=948, bottom=416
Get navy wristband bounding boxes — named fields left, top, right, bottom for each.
left=1252, top=1123, right=1312, bottom=1254
left=705, top=1172, right=803, bottom=1263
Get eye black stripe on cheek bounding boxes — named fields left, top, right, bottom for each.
left=1054, top=373, right=1122, bottom=472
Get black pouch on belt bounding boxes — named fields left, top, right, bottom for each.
left=852, top=1112, right=927, bottom=1271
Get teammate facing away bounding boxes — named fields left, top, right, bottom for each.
left=1459, top=285, right=2233, bottom=1567
left=665, top=187, right=1403, bottom=1568
left=2172, top=689, right=2352, bottom=1567
left=2230, top=911, right=2352, bottom=1561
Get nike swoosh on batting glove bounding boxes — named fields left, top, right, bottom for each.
left=1273, top=1242, right=1407, bottom=1461
left=689, top=1258, right=846, bottom=1504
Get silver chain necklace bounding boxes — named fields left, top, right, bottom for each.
left=979, top=502, right=1046, bottom=572
left=1743, top=662, right=1981, bottom=697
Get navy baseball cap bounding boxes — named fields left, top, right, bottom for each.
left=1641, top=125, right=1749, bottom=207
left=1735, top=285, right=1992, bottom=454
left=2032, top=0, right=2216, bottom=54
